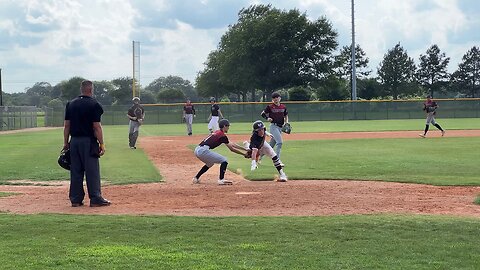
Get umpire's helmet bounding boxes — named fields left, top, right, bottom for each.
left=253, top=120, right=265, bottom=131
left=58, top=148, right=71, bottom=170
left=219, top=119, right=230, bottom=129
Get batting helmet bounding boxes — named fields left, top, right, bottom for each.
left=219, top=119, right=230, bottom=129
left=253, top=120, right=265, bottom=131
left=209, top=97, right=216, bottom=102
left=58, top=148, right=71, bottom=170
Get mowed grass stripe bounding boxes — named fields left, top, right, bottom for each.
left=0, top=214, right=479, bottom=269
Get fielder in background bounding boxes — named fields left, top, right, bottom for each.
left=419, top=95, right=445, bottom=138
left=183, top=98, right=196, bottom=136
left=244, top=120, right=288, bottom=182
left=207, top=97, right=223, bottom=133
left=63, top=80, right=110, bottom=207
left=193, top=119, right=248, bottom=185
left=127, top=97, right=145, bottom=149
left=261, top=92, right=289, bottom=158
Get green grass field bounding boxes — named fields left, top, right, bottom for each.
left=0, top=214, right=479, bottom=269
left=1, top=119, right=480, bottom=269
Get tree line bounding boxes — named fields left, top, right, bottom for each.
left=2, top=4, right=479, bottom=108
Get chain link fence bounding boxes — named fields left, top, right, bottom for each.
left=44, top=99, right=480, bottom=127
left=0, top=106, right=38, bottom=131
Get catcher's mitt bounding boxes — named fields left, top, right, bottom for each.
left=281, top=123, right=292, bottom=134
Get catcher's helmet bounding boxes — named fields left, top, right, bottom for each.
left=58, top=148, right=71, bottom=170
left=209, top=97, right=216, bottom=102
left=253, top=120, right=265, bottom=131
left=218, top=119, right=230, bottom=129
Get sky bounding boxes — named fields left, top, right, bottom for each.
left=0, top=0, right=479, bottom=93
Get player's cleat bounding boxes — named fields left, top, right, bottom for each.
left=218, top=179, right=233, bottom=185
left=277, top=173, right=288, bottom=182
left=441, top=130, right=445, bottom=137
left=251, top=161, right=257, bottom=171
left=418, top=134, right=426, bottom=138
left=192, top=177, right=200, bottom=184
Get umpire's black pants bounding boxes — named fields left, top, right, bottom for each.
left=69, top=136, right=103, bottom=204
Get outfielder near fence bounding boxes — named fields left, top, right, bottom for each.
left=43, top=99, right=480, bottom=127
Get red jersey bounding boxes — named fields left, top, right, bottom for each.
left=263, top=103, right=288, bottom=127
left=184, top=103, right=195, bottom=115
left=199, top=130, right=229, bottom=149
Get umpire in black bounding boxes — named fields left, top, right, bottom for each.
left=63, top=80, right=111, bottom=207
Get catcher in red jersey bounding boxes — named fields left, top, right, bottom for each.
left=193, top=119, right=248, bottom=185
left=261, top=92, right=289, bottom=158
left=419, top=95, right=445, bottom=138
left=243, top=120, right=288, bottom=182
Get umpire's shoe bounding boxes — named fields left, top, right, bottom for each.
left=90, top=198, right=111, bottom=207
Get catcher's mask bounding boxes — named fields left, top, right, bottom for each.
left=58, top=148, right=71, bottom=170
left=218, top=119, right=230, bottom=129
left=253, top=120, right=265, bottom=132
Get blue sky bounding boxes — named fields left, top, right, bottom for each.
left=0, top=0, right=479, bottom=93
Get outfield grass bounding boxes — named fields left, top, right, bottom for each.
left=1, top=119, right=479, bottom=185
left=0, top=127, right=161, bottom=184
left=0, top=214, right=479, bottom=269
left=219, top=136, right=480, bottom=185
left=138, top=118, right=480, bottom=136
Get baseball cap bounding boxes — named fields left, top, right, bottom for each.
left=271, top=92, right=281, bottom=99
left=132, top=97, right=140, bottom=101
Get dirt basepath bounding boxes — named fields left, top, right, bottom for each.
left=1, top=130, right=479, bottom=217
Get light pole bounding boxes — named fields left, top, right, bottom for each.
left=351, top=0, right=357, bottom=100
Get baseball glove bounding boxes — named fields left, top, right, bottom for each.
left=281, top=123, right=292, bottom=134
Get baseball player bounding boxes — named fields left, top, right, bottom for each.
left=261, top=92, right=288, bottom=158
left=127, top=97, right=145, bottom=149
left=207, top=97, right=223, bottom=133
left=244, top=120, right=288, bottom=182
left=419, top=95, right=445, bottom=138
left=183, top=99, right=196, bottom=136
left=193, top=119, right=248, bottom=185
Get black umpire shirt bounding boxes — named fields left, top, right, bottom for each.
left=65, top=95, right=104, bottom=137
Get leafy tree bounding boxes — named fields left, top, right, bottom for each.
left=288, top=86, right=311, bottom=101
left=157, top=88, right=185, bottom=103
left=377, top=43, right=416, bottom=99
left=92, top=80, right=115, bottom=105
left=450, top=46, right=480, bottom=98
left=198, top=4, right=338, bottom=100
left=59, top=77, right=86, bottom=101
left=138, top=91, right=156, bottom=104
left=334, top=44, right=371, bottom=80
left=357, top=78, right=383, bottom=100
left=145, top=75, right=198, bottom=101
left=416, top=44, right=450, bottom=98
left=110, top=77, right=134, bottom=105
left=313, top=76, right=349, bottom=101
left=196, top=51, right=233, bottom=100
left=47, top=98, right=64, bottom=108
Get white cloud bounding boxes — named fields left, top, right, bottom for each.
left=0, top=0, right=479, bottom=93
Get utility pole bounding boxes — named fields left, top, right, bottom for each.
left=351, top=0, right=357, bottom=100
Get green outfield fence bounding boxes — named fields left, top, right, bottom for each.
left=0, top=106, right=37, bottom=131
left=44, top=99, right=480, bottom=127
